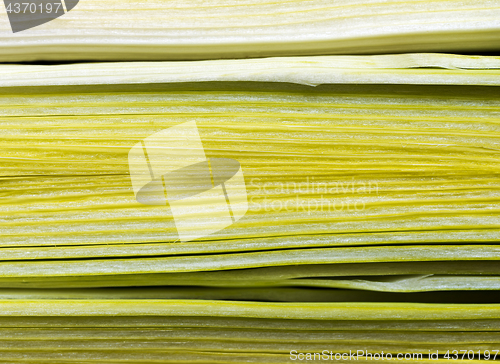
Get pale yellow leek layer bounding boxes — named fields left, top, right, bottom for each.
left=1, top=54, right=500, bottom=87
left=0, top=1, right=499, bottom=61
left=0, top=300, right=498, bottom=319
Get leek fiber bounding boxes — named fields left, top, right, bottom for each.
left=0, top=1, right=499, bottom=62
left=0, top=53, right=499, bottom=362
